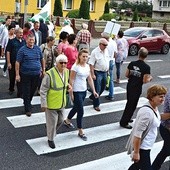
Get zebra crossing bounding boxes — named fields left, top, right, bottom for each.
left=0, top=58, right=169, bottom=169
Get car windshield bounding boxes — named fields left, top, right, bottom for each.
left=124, top=28, right=144, bottom=37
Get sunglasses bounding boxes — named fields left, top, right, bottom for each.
left=59, top=62, right=67, bottom=64
left=101, top=43, right=107, bottom=46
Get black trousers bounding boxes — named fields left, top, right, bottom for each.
left=120, top=84, right=141, bottom=126
left=128, top=149, right=152, bottom=170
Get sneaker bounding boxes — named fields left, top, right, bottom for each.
left=3, top=71, right=7, bottom=77
left=78, top=134, right=87, bottom=141
left=64, top=120, right=75, bottom=128
left=48, top=140, right=55, bottom=149
left=120, top=124, right=132, bottom=129
left=26, top=112, right=32, bottom=117
left=105, top=96, right=114, bottom=101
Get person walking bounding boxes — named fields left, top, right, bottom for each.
left=64, top=34, right=78, bottom=70
left=120, top=47, right=152, bottom=129
left=40, top=36, right=56, bottom=71
left=1, top=24, right=15, bottom=78
left=88, top=38, right=110, bottom=111
left=40, top=54, right=71, bottom=149
left=15, top=34, right=45, bottom=117
left=31, top=21, right=42, bottom=46
left=126, top=84, right=167, bottom=170
left=115, top=30, right=129, bottom=83
left=101, top=32, right=117, bottom=101
left=6, top=28, right=25, bottom=96
left=76, top=23, right=91, bottom=52
left=152, top=89, right=170, bottom=170
left=64, top=49, right=98, bottom=141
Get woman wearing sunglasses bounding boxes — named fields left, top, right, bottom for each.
left=64, top=49, right=98, bottom=141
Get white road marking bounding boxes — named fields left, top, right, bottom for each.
left=0, top=87, right=126, bottom=109
left=26, top=121, right=133, bottom=155
left=62, top=142, right=166, bottom=170
left=158, top=75, right=170, bottom=79
left=7, top=97, right=148, bottom=128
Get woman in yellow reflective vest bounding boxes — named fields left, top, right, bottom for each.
left=40, top=54, right=72, bottom=149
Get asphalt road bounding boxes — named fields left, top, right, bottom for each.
left=0, top=51, right=170, bottom=170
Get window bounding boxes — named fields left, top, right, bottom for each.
left=159, top=1, right=170, bottom=7
left=64, top=0, right=73, bottom=10
left=37, top=0, right=47, bottom=8
left=89, top=0, right=95, bottom=11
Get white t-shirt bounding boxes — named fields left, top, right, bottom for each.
left=71, top=63, right=90, bottom=92
left=107, top=38, right=117, bottom=62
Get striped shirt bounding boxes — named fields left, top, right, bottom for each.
left=16, top=45, right=43, bottom=75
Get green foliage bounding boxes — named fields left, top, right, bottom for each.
left=99, top=13, right=116, bottom=21
left=118, top=0, right=152, bottom=17
left=132, top=8, right=138, bottom=21
left=79, top=0, right=90, bottom=19
left=67, top=9, right=79, bottom=19
left=110, top=0, right=118, bottom=9
left=53, top=0, right=63, bottom=17
left=104, top=2, right=110, bottom=14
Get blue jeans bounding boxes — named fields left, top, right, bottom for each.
left=128, top=149, right=152, bottom=170
left=89, top=70, right=107, bottom=107
left=152, top=124, right=170, bottom=170
left=108, top=60, right=114, bottom=97
left=67, top=91, right=86, bottom=129
left=21, top=73, right=40, bottom=112
left=115, top=61, right=123, bottom=79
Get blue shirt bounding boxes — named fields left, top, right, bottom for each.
left=6, top=37, right=26, bottom=63
left=16, top=45, right=43, bottom=75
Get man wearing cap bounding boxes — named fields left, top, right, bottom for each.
left=76, top=23, right=91, bottom=52
left=88, top=38, right=110, bottom=111
left=40, top=54, right=72, bottom=149
left=101, top=32, right=117, bottom=101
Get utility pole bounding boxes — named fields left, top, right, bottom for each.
left=24, top=0, right=28, bottom=23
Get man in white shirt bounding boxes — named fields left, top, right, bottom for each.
left=88, top=38, right=110, bottom=111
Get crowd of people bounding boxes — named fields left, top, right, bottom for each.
left=0, top=16, right=169, bottom=169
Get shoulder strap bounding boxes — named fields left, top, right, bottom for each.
left=143, top=105, right=158, bottom=118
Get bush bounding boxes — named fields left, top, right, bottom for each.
left=67, top=9, right=79, bottom=19
left=79, top=0, right=90, bottom=19
left=132, top=8, right=138, bottom=21
left=104, top=2, right=110, bottom=14
left=53, top=0, right=63, bottom=17
left=99, top=13, right=116, bottom=21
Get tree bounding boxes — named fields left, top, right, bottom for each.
left=79, top=0, right=90, bottom=19
left=132, top=8, right=138, bottom=21
left=53, top=0, right=63, bottom=17
left=104, top=1, right=110, bottom=14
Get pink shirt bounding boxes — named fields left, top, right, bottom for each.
left=64, top=46, right=78, bottom=70
left=58, top=41, right=69, bottom=54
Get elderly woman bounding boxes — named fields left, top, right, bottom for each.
left=152, top=89, right=170, bottom=170
left=40, top=54, right=72, bottom=149
left=126, top=84, right=167, bottom=170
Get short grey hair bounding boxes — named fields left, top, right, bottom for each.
left=56, top=54, right=68, bottom=63
left=82, top=23, right=88, bottom=29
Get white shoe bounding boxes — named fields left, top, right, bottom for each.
left=3, top=71, right=7, bottom=77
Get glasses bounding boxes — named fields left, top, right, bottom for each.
left=101, top=43, right=107, bottom=47
left=59, top=62, right=67, bottom=64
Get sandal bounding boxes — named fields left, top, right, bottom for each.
left=78, top=133, right=87, bottom=141
left=64, top=120, right=75, bottom=129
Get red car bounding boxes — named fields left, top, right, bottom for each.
left=124, top=27, right=170, bottom=56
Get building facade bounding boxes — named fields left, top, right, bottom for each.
left=152, top=0, right=170, bottom=20
left=0, top=0, right=107, bottom=20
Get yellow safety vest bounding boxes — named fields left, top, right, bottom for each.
left=46, top=67, right=69, bottom=109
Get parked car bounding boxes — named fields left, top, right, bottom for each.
left=124, top=27, right=170, bottom=56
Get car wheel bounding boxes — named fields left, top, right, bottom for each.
left=129, top=44, right=138, bottom=56
left=161, top=44, right=170, bottom=54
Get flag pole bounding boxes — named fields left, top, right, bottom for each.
left=24, top=0, right=28, bottom=23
